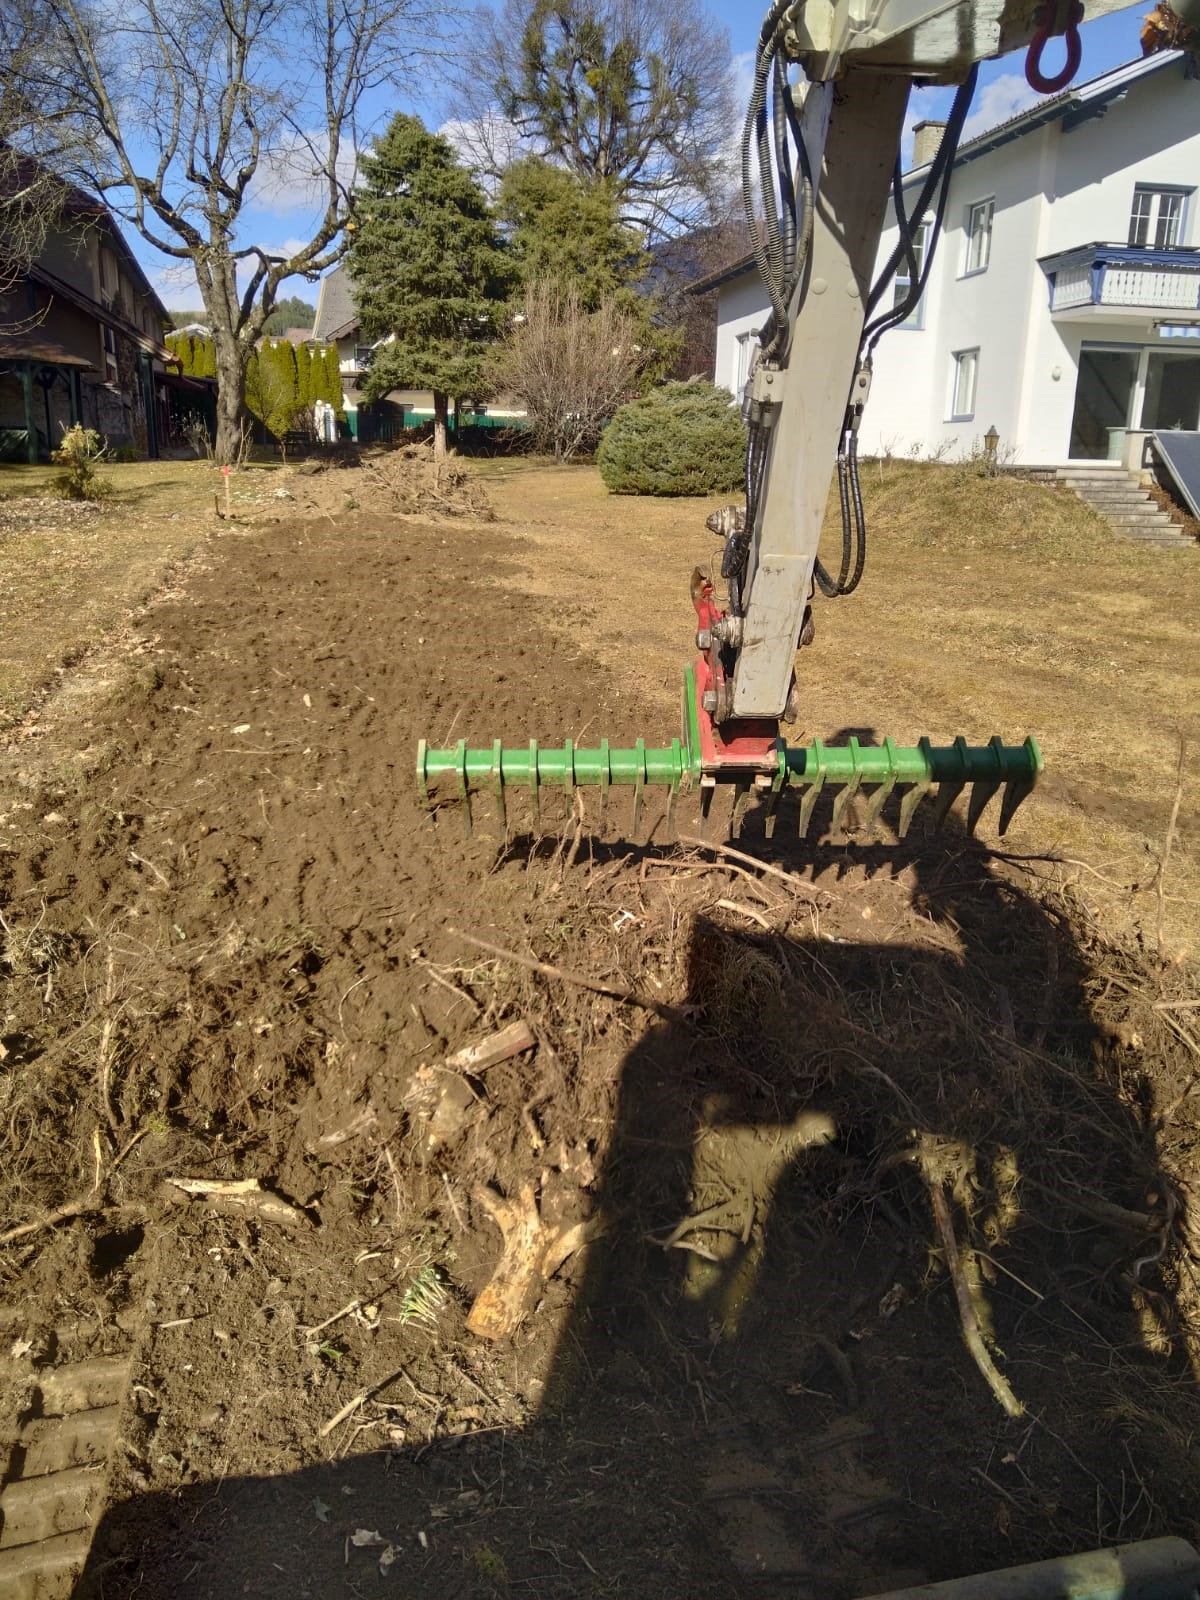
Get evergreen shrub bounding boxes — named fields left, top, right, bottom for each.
left=597, top=381, right=745, bottom=496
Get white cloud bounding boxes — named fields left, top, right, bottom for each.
left=249, top=129, right=360, bottom=218
left=151, top=261, right=201, bottom=311
left=961, top=73, right=1047, bottom=142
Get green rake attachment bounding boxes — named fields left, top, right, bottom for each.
left=417, top=666, right=1043, bottom=840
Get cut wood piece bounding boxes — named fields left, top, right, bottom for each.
left=445, top=1020, right=536, bottom=1074
left=467, top=1183, right=583, bottom=1341
left=308, top=1105, right=378, bottom=1152
left=164, top=1177, right=310, bottom=1228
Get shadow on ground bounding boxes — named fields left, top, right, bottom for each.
left=76, top=817, right=1200, bottom=1600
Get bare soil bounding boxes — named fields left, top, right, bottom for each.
left=1, top=465, right=1199, bottom=1600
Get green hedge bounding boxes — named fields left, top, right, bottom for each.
left=597, top=381, right=746, bottom=496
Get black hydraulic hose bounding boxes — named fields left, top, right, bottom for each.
left=864, top=65, right=978, bottom=329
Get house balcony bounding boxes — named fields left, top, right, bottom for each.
left=1040, top=243, right=1200, bottom=323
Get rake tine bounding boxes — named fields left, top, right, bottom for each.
left=862, top=736, right=899, bottom=837
left=761, top=753, right=786, bottom=839
left=831, top=736, right=864, bottom=833
left=731, top=779, right=752, bottom=839
left=998, top=737, right=1043, bottom=834
left=453, top=739, right=472, bottom=836
left=490, top=739, right=505, bottom=833
left=632, top=738, right=646, bottom=839
left=416, top=738, right=432, bottom=821
left=897, top=780, right=932, bottom=838
left=966, top=780, right=1002, bottom=834
left=666, top=741, right=682, bottom=838
left=930, top=780, right=964, bottom=829
left=699, top=775, right=716, bottom=838
left=797, top=738, right=827, bottom=838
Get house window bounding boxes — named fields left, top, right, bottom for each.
left=950, top=348, right=978, bottom=420
left=354, top=344, right=373, bottom=367
left=1128, top=186, right=1190, bottom=249
left=964, top=199, right=994, bottom=275
left=892, top=219, right=931, bottom=327
left=735, top=331, right=757, bottom=396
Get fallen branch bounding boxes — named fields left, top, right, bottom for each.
left=451, top=931, right=690, bottom=1023
left=716, top=897, right=772, bottom=931
left=677, top=835, right=822, bottom=899
left=0, top=1126, right=144, bottom=1248
left=165, top=1176, right=311, bottom=1229
left=926, top=1178, right=1024, bottom=1418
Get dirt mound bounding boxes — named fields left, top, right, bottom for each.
left=0, top=502, right=1198, bottom=1599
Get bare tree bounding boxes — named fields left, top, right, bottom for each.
left=449, top=0, right=737, bottom=240
left=493, top=277, right=648, bottom=461
left=0, top=1, right=92, bottom=311
left=4, top=0, right=433, bottom=462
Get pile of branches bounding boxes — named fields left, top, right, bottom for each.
left=364, top=441, right=494, bottom=520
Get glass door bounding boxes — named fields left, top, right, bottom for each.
left=1069, top=349, right=1138, bottom=459
left=1140, top=352, right=1200, bottom=432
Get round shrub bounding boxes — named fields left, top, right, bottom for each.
left=597, top=381, right=746, bottom=496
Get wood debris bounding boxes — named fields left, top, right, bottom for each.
left=165, top=1177, right=310, bottom=1228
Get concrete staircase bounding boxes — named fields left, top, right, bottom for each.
left=1055, top=464, right=1188, bottom=549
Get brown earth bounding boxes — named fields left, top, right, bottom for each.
left=1, top=467, right=1199, bottom=1600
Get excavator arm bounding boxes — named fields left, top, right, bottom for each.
left=419, top=0, right=1150, bottom=841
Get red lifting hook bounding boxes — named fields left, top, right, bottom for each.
left=1025, top=0, right=1084, bottom=93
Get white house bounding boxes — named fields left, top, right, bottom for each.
left=705, top=51, right=1200, bottom=468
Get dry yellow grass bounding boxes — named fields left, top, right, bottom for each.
left=479, top=457, right=1200, bottom=951
left=0, top=458, right=266, bottom=725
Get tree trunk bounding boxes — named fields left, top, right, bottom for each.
left=433, top=391, right=449, bottom=461
left=213, top=333, right=249, bottom=467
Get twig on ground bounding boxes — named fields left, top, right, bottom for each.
left=926, top=1177, right=1025, bottom=1418
left=677, top=835, right=824, bottom=899
left=451, top=931, right=690, bottom=1023
left=716, top=897, right=772, bottom=931
left=1156, top=736, right=1187, bottom=961
left=383, top=1146, right=404, bottom=1225
left=441, top=1170, right=468, bottom=1232
left=0, top=1125, right=146, bottom=1248
left=97, top=1017, right=121, bottom=1137
left=303, top=1299, right=362, bottom=1338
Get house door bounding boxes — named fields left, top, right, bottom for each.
left=1139, top=351, right=1200, bottom=432
left=1069, top=349, right=1138, bottom=459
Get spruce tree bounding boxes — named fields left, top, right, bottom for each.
left=498, top=158, right=646, bottom=312
left=348, top=113, right=515, bottom=458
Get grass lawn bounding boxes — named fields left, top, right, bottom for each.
left=0, top=458, right=247, bottom=725
left=2, top=448, right=1196, bottom=946
left=480, top=455, right=1200, bottom=950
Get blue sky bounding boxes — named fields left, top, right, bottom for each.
left=142, top=2, right=1152, bottom=312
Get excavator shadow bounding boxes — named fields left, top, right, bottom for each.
left=75, top=818, right=1200, bottom=1599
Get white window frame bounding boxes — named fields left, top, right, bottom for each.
left=734, top=330, right=758, bottom=397
left=892, top=219, right=931, bottom=329
left=962, top=198, right=994, bottom=276
left=1128, top=185, right=1191, bottom=250
left=949, top=348, right=979, bottom=421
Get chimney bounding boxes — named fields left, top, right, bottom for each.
left=911, top=120, right=947, bottom=169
